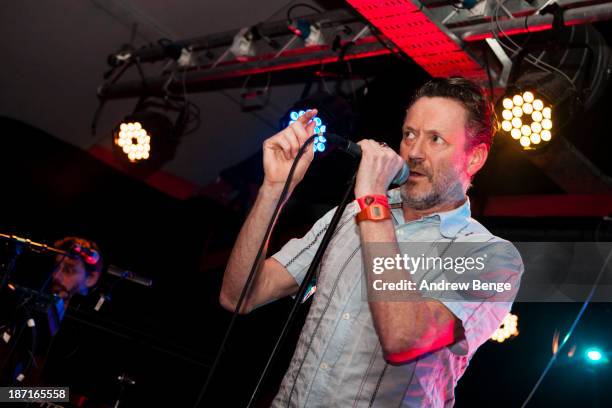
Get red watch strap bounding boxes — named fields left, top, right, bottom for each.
left=356, top=194, right=390, bottom=210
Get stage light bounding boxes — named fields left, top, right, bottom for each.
left=287, top=110, right=328, bottom=153
left=491, top=313, right=519, bottom=343
left=586, top=349, right=602, bottom=362
left=495, top=24, right=612, bottom=152
left=497, top=89, right=554, bottom=150
left=111, top=102, right=187, bottom=174
left=281, top=91, right=355, bottom=156
left=501, top=121, right=512, bottom=132
left=115, top=121, right=151, bottom=162
left=584, top=347, right=609, bottom=364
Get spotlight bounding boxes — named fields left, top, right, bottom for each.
left=586, top=349, right=602, bottom=361
left=498, top=90, right=554, bottom=150
left=584, top=347, right=608, bottom=364
left=281, top=92, right=355, bottom=156
left=490, top=313, right=519, bottom=343
left=115, top=121, right=151, bottom=162
left=287, top=110, right=328, bottom=152
left=112, top=99, right=189, bottom=174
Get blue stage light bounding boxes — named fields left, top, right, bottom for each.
left=586, top=348, right=603, bottom=362
left=285, top=109, right=328, bottom=154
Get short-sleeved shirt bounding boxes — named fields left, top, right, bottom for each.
left=270, top=189, right=523, bottom=407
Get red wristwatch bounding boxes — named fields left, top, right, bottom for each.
left=355, top=195, right=391, bottom=223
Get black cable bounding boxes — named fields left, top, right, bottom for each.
left=249, top=170, right=358, bottom=408
left=193, top=133, right=318, bottom=408
left=286, top=3, right=324, bottom=20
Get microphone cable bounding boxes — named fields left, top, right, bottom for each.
left=193, top=133, right=318, bottom=407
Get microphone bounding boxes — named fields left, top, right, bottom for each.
left=107, top=265, right=153, bottom=287
left=323, top=133, right=410, bottom=185
left=70, top=244, right=100, bottom=266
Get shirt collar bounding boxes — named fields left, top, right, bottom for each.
left=387, top=188, right=471, bottom=239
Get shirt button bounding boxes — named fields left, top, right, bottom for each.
left=320, top=362, right=329, bottom=370
left=342, top=313, right=351, bottom=320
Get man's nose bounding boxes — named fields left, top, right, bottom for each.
left=407, top=136, right=426, bottom=161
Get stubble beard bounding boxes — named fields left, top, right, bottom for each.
left=400, top=163, right=465, bottom=211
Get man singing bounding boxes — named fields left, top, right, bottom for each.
left=220, top=77, right=523, bottom=407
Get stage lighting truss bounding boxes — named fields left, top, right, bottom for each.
left=499, top=90, right=553, bottom=150
left=490, top=312, right=519, bottom=343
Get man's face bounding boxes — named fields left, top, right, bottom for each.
left=50, top=256, right=96, bottom=300
left=399, top=96, right=471, bottom=210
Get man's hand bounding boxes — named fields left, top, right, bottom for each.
left=262, top=109, right=318, bottom=193
left=354, top=139, right=405, bottom=197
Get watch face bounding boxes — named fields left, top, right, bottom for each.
left=372, top=205, right=382, bottom=217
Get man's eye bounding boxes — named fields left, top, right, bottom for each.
left=404, top=131, right=416, bottom=140
left=432, top=135, right=445, bottom=145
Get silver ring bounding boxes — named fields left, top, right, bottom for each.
left=379, top=142, right=388, bottom=148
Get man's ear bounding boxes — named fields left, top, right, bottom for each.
left=466, top=143, right=488, bottom=178
left=85, top=271, right=101, bottom=289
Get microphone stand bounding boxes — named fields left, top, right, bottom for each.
left=247, top=168, right=358, bottom=408
left=0, top=233, right=69, bottom=291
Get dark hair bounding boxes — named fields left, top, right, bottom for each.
left=411, top=77, right=497, bottom=150
left=54, top=236, right=103, bottom=275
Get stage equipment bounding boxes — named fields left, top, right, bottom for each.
left=280, top=91, right=356, bottom=154
left=111, top=97, right=198, bottom=173
left=495, top=24, right=611, bottom=151
left=490, top=312, right=519, bottom=343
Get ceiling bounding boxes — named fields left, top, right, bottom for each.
left=0, top=0, right=337, bottom=191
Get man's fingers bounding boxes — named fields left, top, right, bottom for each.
left=297, top=109, right=318, bottom=125
left=306, top=120, right=317, bottom=136
left=283, top=131, right=300, bottom=158
left=275, top=136, right=292, bottom=161
left=290, top=120, right=310, bottom=147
